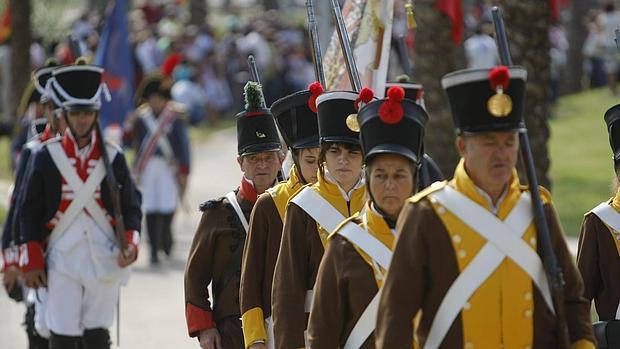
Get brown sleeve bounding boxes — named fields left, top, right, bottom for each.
left=272, top=203, right=314, bottom=349
left=184, top=209, right=219, bottom=337
left=376, top=201, right=428, bottom=348
left=576, top=213, right=602, bottom=303
left=307, top=235, right=347, bottom=348
left=240, top=194, right=272, bottom=315
left=545, top=204, right=595, bottom=344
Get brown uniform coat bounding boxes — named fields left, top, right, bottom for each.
left=375, top=162, right=594, bottom=349
left=184, top=191, right=254, bottom=348
left=271, top=172, right=365, bottom=349
left=577, top=199, right=620, bottom=321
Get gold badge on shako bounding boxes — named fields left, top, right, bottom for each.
left=346, top=114, right=360, bottom=132
left=487, top=66, right=512, bottom=118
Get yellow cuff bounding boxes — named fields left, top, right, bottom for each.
left=570, top=339, right=596, bottom=349
left=242, top=307, right=267, bottom=348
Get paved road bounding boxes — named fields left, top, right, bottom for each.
left=1, top=128, right=240, bottom=348
left=0, top=126, right=581, bottom=348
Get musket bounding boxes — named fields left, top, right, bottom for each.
left=306, top=0, right=326, bottom=86
left=615, top=28, right=620, bottom=53
left=66, top=35, right=129, bottom=257
left=246, top=55, right=285, bottom=181
left=492, top=7, right=570, bottom=348
left=330, top=0, right=362, bottom=92
left=397, top=35, right=413, bottom=78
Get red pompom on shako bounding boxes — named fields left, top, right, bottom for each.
left=307, top=81, right=324, bottom=113
left=488, top=65, right=510, bottom=91
left=354, top=87, right=374, bottom=111
left=379, top=86, right=405, bottom=124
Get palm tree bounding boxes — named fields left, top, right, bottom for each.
left=412, top=0, right=462, bottom=177
left=496, top=0, right=552, bottom=189
left=10, top=0, right=31, bottom=121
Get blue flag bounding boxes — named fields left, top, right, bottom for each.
left=95, top=0, right=134, bottom=128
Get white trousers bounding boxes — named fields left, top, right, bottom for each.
left=140, top=156, right=178, bottom=213
left=45, top=268, right=120, bottom=336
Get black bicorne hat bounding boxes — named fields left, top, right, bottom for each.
left=604, top=104, right=620, bottom=167
left=441, top=66, right=527, bottom=134
left=358, top=86, right=428, bottom=164
left=136, top=74, right=172, bottom=102
left=51, top=63, right=108, bottom=111
left=33, top=59, right=59, bottom=103
left=270, top=82, right=321, bottom=150
left=236, top=81, right=281, bottom=156
left=316, top=90, right=365, bottom=145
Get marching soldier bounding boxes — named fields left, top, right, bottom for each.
left=124, top=74, right=191, bottom=265
left=240, top=82, right=322, bottom=349
left=1, top=59, right=66, bottom=348
left=271, top=88, right=369, bottom=348
left=184, top=82, right=284, bottom=349
left=375, top=66, right=595, bottom=348
left=577, top=105, right=620, bottom=347
left=18, top=62, right=142, bottom=348
left=307, top=85, right=428, bottom=348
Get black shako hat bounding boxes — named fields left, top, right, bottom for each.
left=270, top=82, right=321, bottom=150
left=604, top=104, right=620, bottom=167
left=358, top=86, right=428, bottom=164
left=316, top=90, right=363, bottom=144
left=441, top=66, right=527, bottom=134
left=136, top=74, right=172, bottom=101
left=236, top=81, right=281, bottom=156
left=51, top=62, right=108, bottom=111
left=384, top=82, right=423, bottom=104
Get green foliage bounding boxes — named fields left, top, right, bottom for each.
left=549, top=88, right=617, bottom=237
left=243, top=81, right=265, bottom=111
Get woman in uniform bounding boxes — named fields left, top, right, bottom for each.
left=270, top=88, right=373, bottom=349
left=307, top=86, right=427, bottom=348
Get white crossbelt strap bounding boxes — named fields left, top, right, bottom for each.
left=336, top=214, right=393, bottom=349
left=291, top=187, right=346, bottom=233
left=292, top=187, right=348, bottom=315
left=225, top=192, right=248, bottom=232
left=265, top=316, right=275, bottom=349
left=46, top=142, right=118, bottom=249
left=591, top=202, right=620, bottom=320
left=424, top=187, right=553, bottom=349
left=141, top=109, right=174, bottom=161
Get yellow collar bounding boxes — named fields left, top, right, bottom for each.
left=268, top=165, right=305, bottom=220
left=452, top=158, right=522, bottom=220
left=610, top=187, right=620, bottom=213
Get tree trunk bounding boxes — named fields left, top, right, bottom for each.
left=563, top=0, right=599, bottom=94
left=9, top=0, right=31, bottom=121
left=189, top=0, right=207, bottom=26
left=262, top=0, right=279, bottom=10
left=496, top=0, right=552, bottom=189
left=412, top=0, right=462, bottom=177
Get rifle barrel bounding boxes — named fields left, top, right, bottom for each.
left=247, top=55, right=261, bottom=85
left=330, top=0, right=362, bottom=91
left=306, top=0, right=326, bottom=86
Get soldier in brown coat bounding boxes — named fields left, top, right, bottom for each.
left=577, top=104, right=620, bottom=346
left=307, top=85, right=428, bottom=348
left=271, top=90, right=369, bottom=348
left=240, top=83, right=322, bottom=349
left=375, top=67, right=595, bottom=349
left=184, top=82, right=283, bottom=349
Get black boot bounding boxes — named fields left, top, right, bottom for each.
left=82, top=328, right=110, bottom=349
left=145, top=213, right=160, bottom=265
left=160, top=212, right=175, bottom=258
left=49, top=331, right=82, bottom=349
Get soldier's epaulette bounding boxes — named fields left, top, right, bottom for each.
left=328, top=213, right=362, bottom=241
left=137, top=103, right=150, bottom=115
left=519, top=184, right=552, bottom=204
left=199, top=197, right=225, bottom=212
left=409, top=180, right=448, bottom=203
